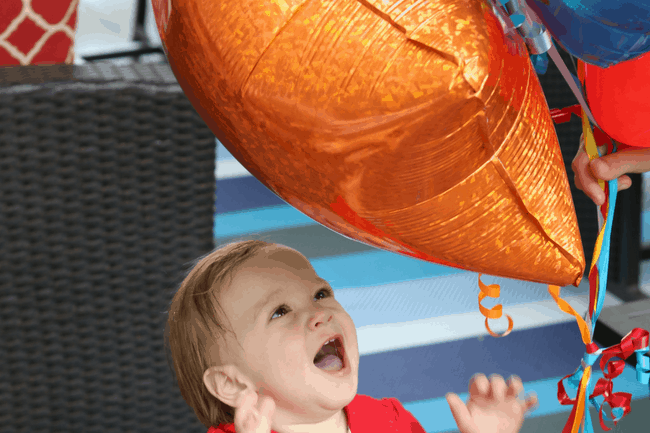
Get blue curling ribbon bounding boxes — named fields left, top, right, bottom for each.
left=530, top=53, right=549, bottom=74
left=584, top=395, right=594, bottom=432
left=591, top=177, right=617, bottom=331
left=636, top=348, right=650, bottom=384
left=590, top=142, right=618, bottom=337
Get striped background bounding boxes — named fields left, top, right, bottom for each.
left=215, top=140, right=650, bottom=433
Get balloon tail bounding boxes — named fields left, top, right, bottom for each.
left=478, top=274, right=513, bottom=337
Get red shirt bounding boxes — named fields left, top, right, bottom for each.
left=207, top=394, right=426, bottom=433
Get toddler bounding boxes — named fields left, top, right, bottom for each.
left=165, top=240, right=538, bottom=433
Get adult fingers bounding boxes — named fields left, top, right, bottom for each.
left=617, top=175, right=632, bottom=191
left=590, top=148, right=650, bottom=180
left=572, top=143, right=606, bottom=206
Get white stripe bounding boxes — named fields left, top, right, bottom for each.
left=356, top=293, right=622, bottom=356
left=216, top=159, right=251, bottom=180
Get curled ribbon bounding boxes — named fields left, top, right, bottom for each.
left=478, top=274, right=513, bottom=338
left=547, top=64, right=650, bottom=432
left=555, top=329, right=650, bottom=432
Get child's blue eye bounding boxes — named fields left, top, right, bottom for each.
left=315, top=288, right=333, bottom=300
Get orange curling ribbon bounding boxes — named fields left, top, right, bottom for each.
left=478, top=274, right=513, bottom=338
left=548, top=285, right=591, bottom=345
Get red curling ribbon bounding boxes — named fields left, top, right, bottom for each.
left=588, top=265, right=598, bottom=321
left=550, top=104, right=613, bottom=150
left=556, top=329, right=650, bottom=432
left=591, top=328, right=649, bottom=431
left=599, top=329, right=649, bottom=375
left=550, top=105, right=582, bottom=124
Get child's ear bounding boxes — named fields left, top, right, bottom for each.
left=203, top=364, right=253, bottom=407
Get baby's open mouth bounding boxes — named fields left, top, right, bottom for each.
left=313, top=337, right=345, bottom=371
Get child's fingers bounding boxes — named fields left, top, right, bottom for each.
left=505, top=375, right=524, bottom=399
left=258, top=396, right=275, bottom=419
left=468, top=373, right=489, bottom=398
left=488, top=374, right=507, bottom=401
left=446, top=393, right=477, bottom=433
left=524, top=393, right=539, bottom=412
left=256, top=396, right=275, bottom=433
left=235, top=392, right=259, bottom=433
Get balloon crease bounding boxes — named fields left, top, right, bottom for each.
left=490, top=157, right=581, bottom=285
left=240, top=0, right=311, bottom=93
left=355, top=0, right=459, bottom=66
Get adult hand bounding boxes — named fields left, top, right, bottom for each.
left=446, top=374, right=537, bottom=433
left=571, top=134, right=650, bottom=206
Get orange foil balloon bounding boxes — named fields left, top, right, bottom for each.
left=152, top=0, right=585, bottom=286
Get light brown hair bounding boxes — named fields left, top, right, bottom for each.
left=165, top=240, right=272, bottom=428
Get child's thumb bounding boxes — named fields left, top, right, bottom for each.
left=446, top=393, right=476, bottom=433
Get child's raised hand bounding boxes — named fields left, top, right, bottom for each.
left=234, top=390, right=276, bottom=433
left=445, top=374, right=537, bottom=433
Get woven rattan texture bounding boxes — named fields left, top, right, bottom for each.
left=0, top=70, right=214, bottom=433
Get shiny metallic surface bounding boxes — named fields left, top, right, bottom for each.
left=152, top=0, right=585, bottom=286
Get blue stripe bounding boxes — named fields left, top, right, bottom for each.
left=215, top=205, right=314, bottom=238
left=357, top=322, right=586, bottom=403
left=310, top=250, right=464, bottom=289
left=216, top=176, right=284, bottom=214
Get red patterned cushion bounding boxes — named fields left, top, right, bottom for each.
left=0, top=0, right=77, bottom=66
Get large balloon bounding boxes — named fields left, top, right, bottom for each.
left=152, top=0, right=585, bottom=286
left=584, top=52, right=650, bottom=149
left=526, top=0, right=650, bottom=67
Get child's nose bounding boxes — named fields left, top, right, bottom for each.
left=308, top=309, right=332, bottom=328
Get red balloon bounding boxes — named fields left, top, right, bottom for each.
left=585, top=52, right=650, bottom=150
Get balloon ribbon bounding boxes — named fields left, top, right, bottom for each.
left=478, top=275, right=513, bottom=338
left=548, top=60, right=650, bottom=432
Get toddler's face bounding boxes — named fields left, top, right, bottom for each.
left=219, top=245, right=359, bottom=419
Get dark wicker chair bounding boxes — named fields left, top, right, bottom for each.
left=0, top=62, right=213, bottom=433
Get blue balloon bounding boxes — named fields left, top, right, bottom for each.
left=525, top=0, right=650, bottom=67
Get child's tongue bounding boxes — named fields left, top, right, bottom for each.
left=314, top=341, right=343, bottom=371
left=315, top=354, right=343, bottom=371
